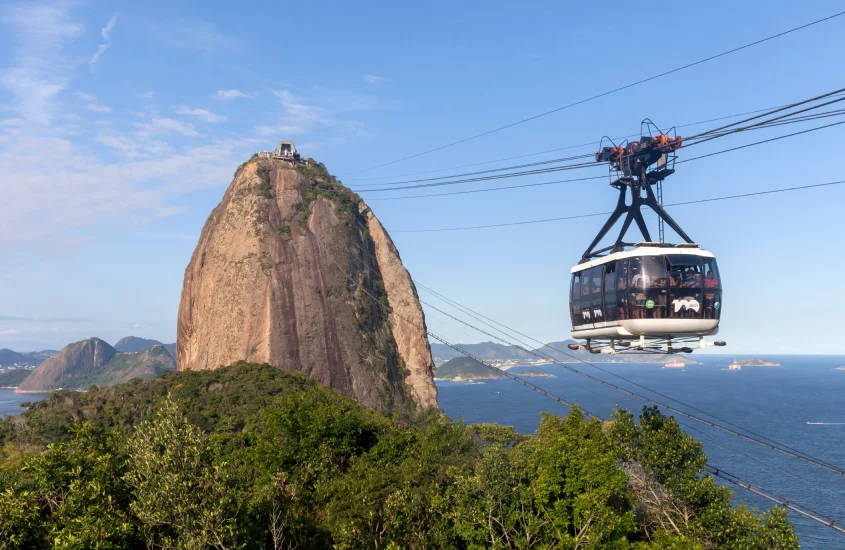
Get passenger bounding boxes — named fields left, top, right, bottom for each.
left=705, top=272, right=719, bottom=288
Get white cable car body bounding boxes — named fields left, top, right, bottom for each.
left=568, top=122, right=726, bottom=354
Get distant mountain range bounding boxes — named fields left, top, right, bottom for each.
left=16, top=337, right=176, bottom=392
left=431, top=340, right=693, bottom=364
left=0, top=348, right=57, bottom=367
left=114, top=336, right=177, bottom=360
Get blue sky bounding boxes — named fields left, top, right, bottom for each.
left=1, top=0, right=844, bottom=353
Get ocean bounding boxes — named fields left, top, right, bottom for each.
left=2, top=355, right=844, bottom=547
left=437, top=354, right=845, bottom=549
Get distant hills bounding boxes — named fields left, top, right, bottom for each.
left=0, top=348, right=57, bottom=367
left=431, top=340, right=695, bottom=364
left=0, top=369, right=31, bottom=387
left=114, top=336, right=177, bottom=361
left=16, top=337, right=176, bottom=392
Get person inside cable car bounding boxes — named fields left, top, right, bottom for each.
left=705, top=271, right=719, bottom=288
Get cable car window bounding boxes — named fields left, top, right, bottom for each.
left=703, top=259, right=721, bottom=289
left=581, top=270, right=591, bottom=296
left=631, top=290, right=666, bottom=319
left=617, top=259, right=628, bottom=291
left=571, top=273, right=581, bottom=302
left=669, top=290, right=702, bottom=319
left=572, top=301, right=582, bottom=326
left=629, top=257, right=645, bottom=289
left=603, top=261, right=616, bottom=293
left=590, top=266, right=602, bottom=295
left=605, top=292, right=618, bottom=322
left=704, top=292, right=722, bottom=319
left=617, top=293, right=628, bottom=320
left=667, top=255, right=702, bottom=288
left=642, top=256, right=667, bottom=288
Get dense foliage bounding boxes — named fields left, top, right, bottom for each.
left=0, top=369, right=30, bottom=387
left=0, top=363, right=797, bottom=549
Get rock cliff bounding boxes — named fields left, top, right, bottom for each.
left=176, top=157, right=437, bottom=413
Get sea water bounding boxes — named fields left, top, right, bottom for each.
left=437, top=354, right=845, bottom=549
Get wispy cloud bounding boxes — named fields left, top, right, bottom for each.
left=363, top=74, right=385, bottom=84
left=213, top=89, right=253, bottom=100
left=0, top=2, right=85, bottom=123
left=153, top=18, right=240, bottom=53
left=0, top=314, right=92, bottom=323
left=174, top=105, right=227, bottom=123
left=75, top=91, right=96, bottom=101
left=89, top=14, right=118, bottom=72
left=139, top=91, right=155, bottom=99
left=135, top=116, right=200, bottom=137
left=85, top=103, right=112, bottom=113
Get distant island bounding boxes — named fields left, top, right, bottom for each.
left=731, top=358, right=782, bottom=368
left=434, top=357, right=502, bottom=381
left=516, top=369, right=557, bottom=378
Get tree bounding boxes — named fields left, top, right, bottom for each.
left=125, top=394, right=235, bottom=550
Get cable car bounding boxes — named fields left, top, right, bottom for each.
left=568, top=121, right=726, bottom=354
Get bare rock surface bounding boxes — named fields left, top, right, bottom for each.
left=177, top=157, right=437, bottom=412
left=17, top=338, right=116, bottom=392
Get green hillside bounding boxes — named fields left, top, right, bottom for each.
left=0, top=368, right=31, bottom=387
left=0, top=363, right=796, bottom=549
left=435, top=356, right=502, bottom=380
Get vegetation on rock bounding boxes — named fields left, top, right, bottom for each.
left=435, top=356, right=502, bottom=380
left=0, top=369, right=31, bottom=387
left=0, top=363, right=797, bottom=549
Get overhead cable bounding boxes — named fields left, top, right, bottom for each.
left=341, top=11, right=845, bottom=176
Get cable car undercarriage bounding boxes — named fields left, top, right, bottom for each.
left=568, top=121, right=727, bottom=355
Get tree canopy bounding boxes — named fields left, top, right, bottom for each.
left=0, top=363, right=798, bottom=549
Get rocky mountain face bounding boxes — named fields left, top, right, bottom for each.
left=177, top=157, right=437, bottom=413
left=114, top=336, right=163, bottom=352
left=16, top=339, right=176, bottom=392
left=17, top=338, right=116, bottom=392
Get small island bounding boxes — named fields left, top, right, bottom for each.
left=515, top=369, right=557, bottom=378
left=434, top=357, right=502, bottom=381
left=728, top=358, right=782, bottom=370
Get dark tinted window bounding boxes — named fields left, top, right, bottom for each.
left=590, top=266, right=602, bottom=295
left=704, top=291, right=722, bottom=319
left=605, top=292, right=618, bottom=322
left=571, top=273, right=581, bottom=302
left=604, top=261, right=617, bottom=293
left=704, top=259, right=721, bottom=289
left=667, top=255, right=702, bottom=288
left=617, top=259, right=629, bottom=291
left=617, top=293, right=629, bottom=320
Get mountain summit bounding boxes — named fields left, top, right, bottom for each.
left=176, top=156, right=437, bottom=413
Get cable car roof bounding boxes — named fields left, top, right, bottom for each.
left=570, top=243, right=715, bottom=273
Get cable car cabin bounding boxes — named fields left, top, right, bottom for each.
left=570, top=245, right=722, bottom=343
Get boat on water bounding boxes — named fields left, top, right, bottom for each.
left=728, top=360, right=741, bottom=370
left=663, top=360, right=686, bottom=369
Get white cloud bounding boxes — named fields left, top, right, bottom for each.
left=0, top=329, right=19, bottom=335
left=75, top=91, right=96, bottom=101
left=85, top=103, right=112, bottom=113
left=153, top=18, right=240, bottom=53
left=255, top=124, right=304, bottom=137
left=89, top=14, right=118, bottom=72
left=135, top=116, right=200, bottom=137
left=363, top=74, right=385, bottom=84
left=0, top=2, right=85, bottom=123
left=0, top=128, right=258, bottom=246
left=174, top=105, right=227, bottom=123
left=273, top=89, right=335, bottom=126
left=139, top=91, right=155, bottom=99
left=213, top=89, right=253, bottom=100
